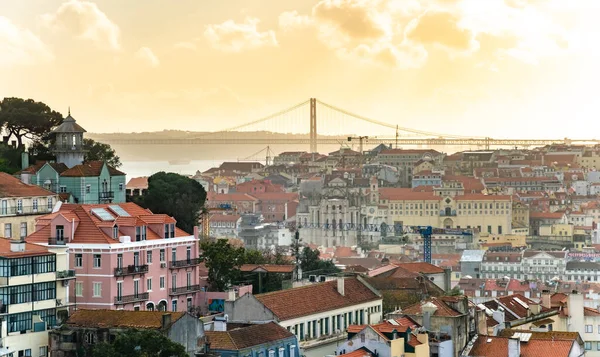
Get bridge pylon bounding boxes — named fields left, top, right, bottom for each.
left=310, top=98, right=317, bottom=153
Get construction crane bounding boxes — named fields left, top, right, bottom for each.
left=347, top=136, right=369, bottom=154
left=199, top=204, right=237, bottom=239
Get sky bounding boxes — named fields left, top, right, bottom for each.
left=1, top=0, right=599, bottom=139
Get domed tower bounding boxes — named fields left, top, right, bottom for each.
left=51, top=109, right=87, bottom=168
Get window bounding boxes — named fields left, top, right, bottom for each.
left=186, top=246, right=191, bottom=261
left=75, top=282, right=83, bottom=296
left=487, top=225, right=492, bottom=234
left=59, top=186, right=67, bottom=193
left=119, top=183, right=124, bottom=191
left=20, top=222, right=27, bottom=239
left=171, top=248, right=177, bottom=262
left=169, top=223, right=175, bottom=238
left=268, top=350, right=275, bottom=357
left=4, top=223, right=11, bottom=238
left=187, top=272, right=192, bottom=287
left=92, top=282, right=102, bottom=297
left=164, top=224, right=170, bottom=238
left=17, top=199, right=23, bottom=212
left=172, top=299, right=177, bottom=312
left=1, top=200, right=6, bottom=215
left=586, top=325, right=593, bottom=333
left=597, top=342, right=600, bottom=351
left=86, top=185, right=91, bottom=194
left=147, top=278, right=152, bottom=291
left=172, top=273, right=177, bottom=289
left=93, top=254, right=101, bottom=268
left=586, top=342, right=592, bottom=350
left=498, top=226, right=502, bottom=234
left=134, top=280, right=139, bottom=296
left=146, top=250, right=152, bottom=264
left=39, top=346, right=48, bottom=357
left=56, top=225, right=64, bottom=239
left=47, top=198, right=53, bottom=210
left=117, top=254, right=123, bottom=269
left=75, top=254, right=82, bottom=267
left=112, top=226, right=119, bottom=239
left=117, top=281, right=122, bottom=298
left=290, top=345, right=296, bottom=357
left=160, top=276, right=165, bottom=289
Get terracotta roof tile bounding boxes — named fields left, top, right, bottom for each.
left=402, top=297, right=464, bottom=317
left=0, top=238, right=52, bottom=258
left=396, top=262, right=445, bottom=274
left=66, top=309, right=186, bottom=329
left=206, top=322, right=294, bottom=350
left=240, top=264, right=295, bottom=273
left=338, top=348, right=374, bottom=357
left=0, top=172, right=56, bottom=197
left=255, top=277, right=380, bottom=320
left=60, top=161, right=125, bottom=177
left=468, top=335, right=574, bottom=357
left=126, top=176, right=148, bottom=189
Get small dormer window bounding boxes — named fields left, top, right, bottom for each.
left=136, top=226, right=146, bottom=241
left=113, top=225, right=119, bottom=239
left=169, top=223, right=175, bottom=238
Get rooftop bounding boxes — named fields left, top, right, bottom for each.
left=239, top=264, right=295, bottom=273
left=0, top=238, right=52, bottom=258
left=0, top=172, right=55, bottom=198
left=66, top=310, right=186, bottom=329
left=206, top=322, right=294, bottom=351
left=467, top=335, right=574, bottom=357
left=255, top=277, right=380, bottom=321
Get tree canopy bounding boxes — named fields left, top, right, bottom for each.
left=84, top=138, right=121, bottom=168
left=240, top=248, right=292, bottom=293
left=0, top=97, right=63, bottom=149
left=90, top=329, right=188, bottom=357
left=133, top=172, right=206, bottom=234
left=200, top=239, right=246, bottom=291
left=300, top=247, right=340, bottom=276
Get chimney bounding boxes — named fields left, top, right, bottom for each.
left=508, top=338, right=520, bottom=357
left=529, top=302, right=541, bottom=315
left=541, top=290, right=552, bottom=309
left=21, top=152, right=29, bottom=170
left=227, top=288, right=237, bottom=301
left=161, top=313, right=172, bottom=330
left=193, top=226, right=199, bottom=239
left=337, top=277, right=345, bottom=296
left=422, top=301, right=438, bottom=331
left=10, top=239, right=25, bottom=253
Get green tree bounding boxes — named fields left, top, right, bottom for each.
left=133, top=172, right=206, bottom=233
left=90, top=329, right=187, bottom=357
left=300, top=247, right=340, bottom=275
left=0, top=144, right=22, bottom=174
left=200, top=240, right=246, bottom=291
left=240, top=248, right=292, bottom=293
left=0, top=97, right=63, bottom=149
left=84, top=138, right=122, bottom=168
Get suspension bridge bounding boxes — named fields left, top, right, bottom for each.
left=98, top=98, right=600, bottom=152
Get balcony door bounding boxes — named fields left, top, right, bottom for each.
left=133, top=252, right=140, bottom=267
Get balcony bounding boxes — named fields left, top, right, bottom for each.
left=169, top=258, right=202, bottom=269
left=48, top=237, right=67, bottom=246
left=114, top=264, right=149, bottom=277
left=99, top=191, right=114, bottom=202
left=56, top=270, right=76, bottom=279
left=0, top=205, right=53, bottom=217
left=53, top=144, right=86, bottom=152
left=114, top=292, right=149, bottom=304
left=169, top=284, right=202, bottom=296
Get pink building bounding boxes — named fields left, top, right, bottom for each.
left=26, top=202, right=203, bottom=312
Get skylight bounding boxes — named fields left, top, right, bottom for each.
left=91, top=208, right=114, bottom=221
left=108, top=205, right=131, bottom=217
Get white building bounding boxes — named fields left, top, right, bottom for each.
left=0, top=238, right=74, bottom=357
left=522, top=251, right=567, bottom=282
left=225, top=276, right=383, bottom=357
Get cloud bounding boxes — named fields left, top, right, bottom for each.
left=278, top=11, right=313, bottom=31
left=348, top=41, right=427, bottom=69
left=41, top=0, right=120, bottom=50
left=406, top=10, right=478, bottom=52
left=204, top=17, right=277, bottom=52
left=313, top=0, right=393, bottom=41
left=0, top=16, right=53, bottom=66
left=135, top=47, right=159, bottom=68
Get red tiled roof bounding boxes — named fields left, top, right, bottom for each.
left=26, top=202, right=189, bottom=245
left=126, top=176, right=148, bottom=189
left=207, top=192, right=259, bottom=202
left=379, top=149, right=441, bottom=155
left=209, top=214, right=241, bottom=222
left=396, top=262, right=445, bottom=274
left=60, top=161, right=125, bottom=177
left=530, top=211, right=565, bottom=219
left=468, top=335, right=574, bottom=357
left=240, top=264, right=295, bottom=273
left=338, top=348, right=374, bottom=357
left=0, top=238, right=52, bottom=258
left=249, top=192, right=299, bottom=201
left=206, top=322, right=294, bottom=351
left=402, top=297, right=464, bottom=317
left=0, top=172, right=56, bottom=197
left=255, top=277, right=380, bottom=320
left=67, top=309, right=186, bottom=329
left=335, top=246, right=356, bottom=258
left=347, top=317, right=419, bottom=335
left=378, top=188, right=441, bottom=201
left=454, top=194, right=512, bottom=201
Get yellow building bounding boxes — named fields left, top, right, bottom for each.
left=0, top=173, right=59, bottom=240
left=379, top=188, right=512, bottom=235
left=511, top=201, right=530, bottom=235
left=0, top=238, right=75, bottom=356
left=478, top=233, right=527, bottom=249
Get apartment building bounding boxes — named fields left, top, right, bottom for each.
left=225, top=276, right=383, bottom=357
left=376, top=149, right=443, bottom=186
left=0, top=173, right=59, bottom=241
left=522, top=251, right=567, bottom=281
left=26, top=202, right=202, bottom=312
left=480, top=252, right=523, bottom=279
left=0, top=238, right=74, bottom=357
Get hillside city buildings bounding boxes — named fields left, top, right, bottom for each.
left=7, top=111, right=600, bottom=357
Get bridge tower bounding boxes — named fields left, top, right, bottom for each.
left=310, top=98, right=317, bottom=153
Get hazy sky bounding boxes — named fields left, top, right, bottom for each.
left=1, top=0, right=599, bottom=138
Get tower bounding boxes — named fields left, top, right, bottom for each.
left=51, top=109, right=87, bottom=168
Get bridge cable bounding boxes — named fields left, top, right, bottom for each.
left=316, top=99, right=484, bottom=140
